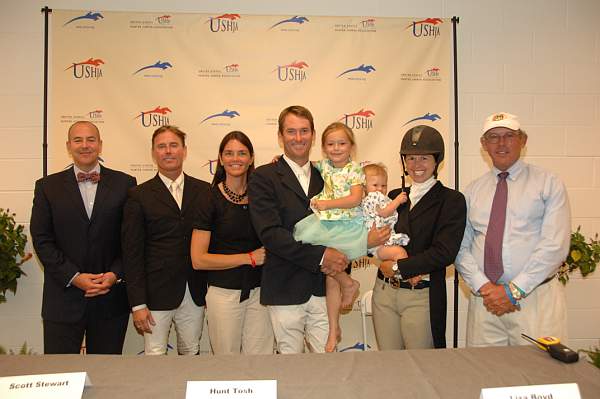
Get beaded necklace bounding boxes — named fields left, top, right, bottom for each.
left=222, top=181, right=247, bottom=203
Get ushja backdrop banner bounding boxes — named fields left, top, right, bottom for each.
left=50, top=10, right=451, bottom=353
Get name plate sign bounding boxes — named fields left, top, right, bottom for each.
left=0, top=372, right=91, bottom=399
left=480, top=383, right=581, bottom=399
left=186, top=380, right=276, bottom=399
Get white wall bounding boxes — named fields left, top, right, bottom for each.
left=1, top=0, right=598, bottom=353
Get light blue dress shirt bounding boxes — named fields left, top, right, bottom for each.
left=455, top=159, right=571, bottom=295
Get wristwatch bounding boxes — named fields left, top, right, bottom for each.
left=508, top=281, right=523, bottom=301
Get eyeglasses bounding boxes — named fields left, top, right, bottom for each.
left=483, top=131, right=521, bottom=144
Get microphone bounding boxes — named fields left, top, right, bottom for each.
left=521, top=333, right=579, bottom=364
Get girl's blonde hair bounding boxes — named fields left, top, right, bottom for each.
left=363, top=162, right=388, bottom=180
left=321, top=122, right=356, bottom=147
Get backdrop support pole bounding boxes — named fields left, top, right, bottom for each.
left=451, top=15, right=460, bottom=349
left=41, top=6, right=52, bottom=177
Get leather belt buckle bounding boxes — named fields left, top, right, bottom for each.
left=386, top=277, right=401, bottom=289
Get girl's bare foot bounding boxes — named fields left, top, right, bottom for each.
left=325, top=327, right=342, bottom=352
left=341, top=279, right=360, bottom=308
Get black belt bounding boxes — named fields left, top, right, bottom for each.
left=377, top=274, right=430, bottom=290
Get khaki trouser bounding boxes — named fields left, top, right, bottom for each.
left=466, top=277, right=567, bottom=347
left=372, top=279, right=434, bottom=350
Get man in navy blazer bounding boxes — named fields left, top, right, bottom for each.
left=122, top=125, right=209, bottom=355
left=30, top=121, right=136, bottom=354
left=249, top=106, right=389, bottom=353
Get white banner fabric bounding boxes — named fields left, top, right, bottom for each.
left=50, top=10, right=452, bottom=353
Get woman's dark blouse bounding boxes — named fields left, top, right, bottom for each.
left=194, top=185, right=262, bottom=293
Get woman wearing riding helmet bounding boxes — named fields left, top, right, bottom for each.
left=372, top=125, right=467, bottom=349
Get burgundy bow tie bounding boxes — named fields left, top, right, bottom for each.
left=77, top=171, right=100, bottom=184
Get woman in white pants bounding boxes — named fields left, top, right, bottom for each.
left=191, top=131, right=274, bottom=355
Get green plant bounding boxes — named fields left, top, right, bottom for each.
left=558, top=227, right=599, bottom=284
left=0, top=342, right=36, bottom=355
left=579, top=342, right=600, bottom=369
left=0, top=208, right=31, bottom=303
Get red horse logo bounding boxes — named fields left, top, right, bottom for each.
left=145, top=106, right=171, bottom=115
left=65, top=58, right=104, bottom=70
left=406, top=17, right=443, bottom=29
left=284, top=61, right=309, bottom=69
left=341, top=109, right=375, bottom=119
left=214, top=13, right=240, bottom=20
left=135, top=106, right=172, bottom=119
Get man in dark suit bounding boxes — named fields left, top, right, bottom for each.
left=249, top=105, right=388, bottom=353
left=122, top=125, right=209, bottom=355
left=30, top=120, right=136, bottom=354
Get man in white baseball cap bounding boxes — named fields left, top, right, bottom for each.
left=455, top=112, right=571, bottom=346
left=482, top=111, right=521, bottom=131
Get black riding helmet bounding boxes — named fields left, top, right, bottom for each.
left=400, top=125, right=445, bottom=182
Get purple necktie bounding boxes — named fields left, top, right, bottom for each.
left=484, top=171, right=509, bottom=283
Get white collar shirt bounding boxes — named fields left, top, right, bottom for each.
left=74, top=163, right=101, bottom=219
left=158, top=172, right=184, bottom=209
left=282, top=155, right=311, bottom=196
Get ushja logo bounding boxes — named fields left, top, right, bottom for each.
left=274, top=61, right=309, bottom=82
left=360, top=18, right=376, bottom=28
left=406, top=17, right=443, bottom=38
left=134, top=106, right=171, bottom=128
left=224, top=63, right=239, bottom=73
left=156, top=15, right=171, bottom=24
left=426, top=67, right=440, bottom=77
left=65, top=58, right=104, bottom=79
left=87, top=109, right=103, bottom=119
left=207, top=13, right=240, bottom=33
left=339, top=109, right=375, bottom=131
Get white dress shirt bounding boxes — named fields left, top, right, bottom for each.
left=455, top=159, right=571, bottom=294
left=68, top=163, right=101, bottom=286
left=74, top=163, right=101, bottom=219
left=158, top=172, right=185, bottom=209
left=282, top=155, right=326, bottom=265
left=282, top=155, right=311, bottom=195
